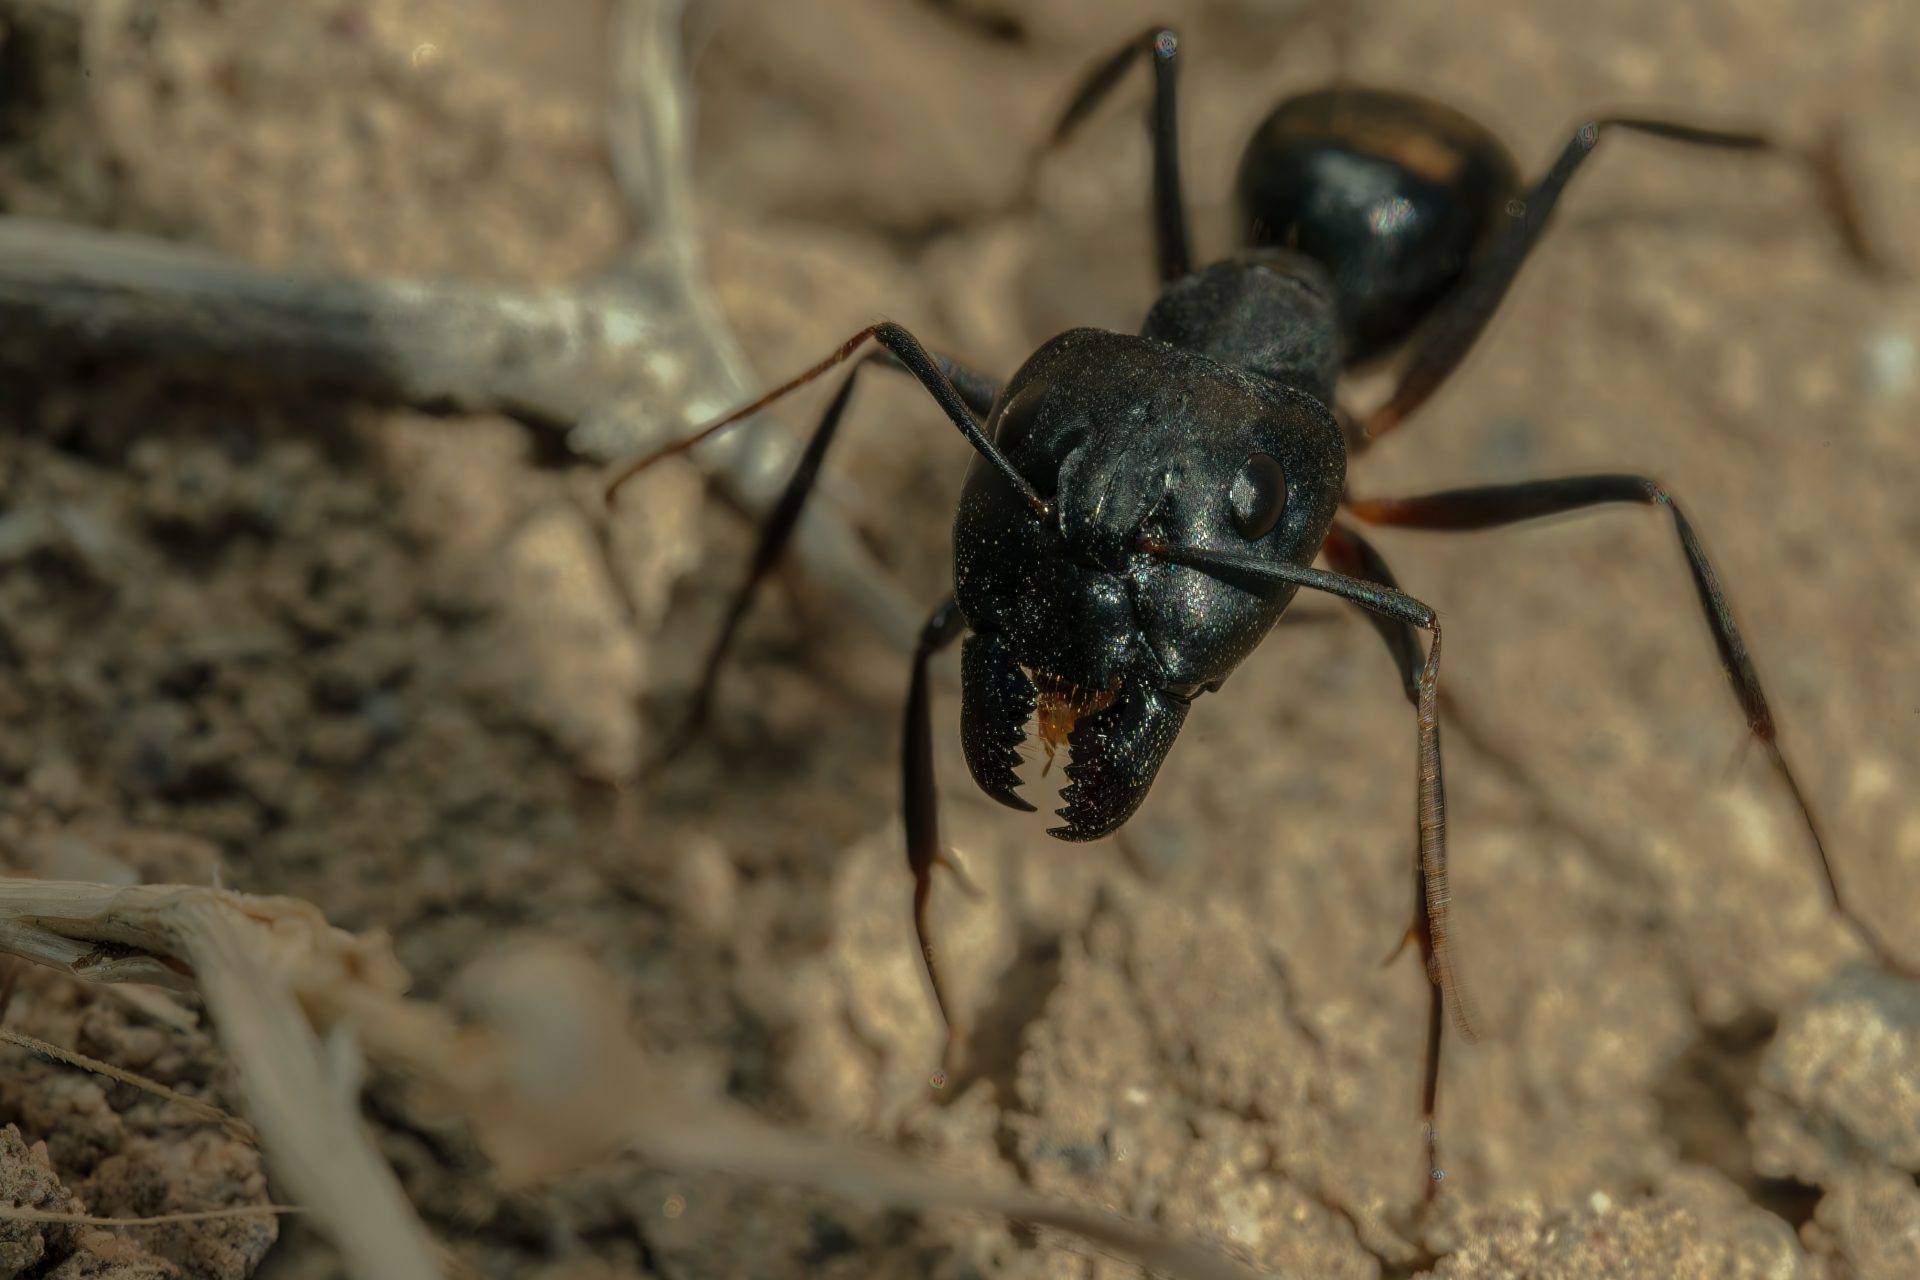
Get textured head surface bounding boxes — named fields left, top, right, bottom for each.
left=952, top=328, right=1344, bottom=837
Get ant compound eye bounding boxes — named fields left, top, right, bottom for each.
left=993, top=382, right=1047, bottom=455
left=1229, top=452, right=1287, bottom=540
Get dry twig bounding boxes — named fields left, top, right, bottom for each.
left=0, top=877, right=1284, bottom=1280
left=0, top=0, right=922, bottom=655
left=0, top=1025, right=254, bottom=1141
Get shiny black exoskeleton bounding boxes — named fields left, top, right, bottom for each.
left=1237, top=88, right=1520, bottom=365
left=609, top=22, right=1886, bottom=1204
left=955, top=273, right=1346, bottom=841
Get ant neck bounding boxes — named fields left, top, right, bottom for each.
left=1139, top=251, right=1342, bottom=407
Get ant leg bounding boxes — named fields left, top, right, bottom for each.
left=1360, top=118, right=1881, bottom=445
left=1323, top=522, right=1454, bottom=1205
left=1026, top=23, right=1192, bottom=282
left=605, top=325, right=1010, bottom=776
left=1142, top=535, right=1476, bottom=1199
left=904, top=595, right=969, bottom=1076
left=631, top=352, right=877, bottom=774
left=1324, top=522, right=1422, bottom=704
left=1345, top=476, right=1903, bottom=971
left=877, top=348, right=1000, bottom=419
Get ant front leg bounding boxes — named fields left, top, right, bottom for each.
left=607, top=322, right=1041, bottom=1091
left=904, top=595, right=970, bottom=1078
left=1344, top=476, right=1905, bottom=974
left=607, top=332, right=1004, bottom=776
left=1360, top=117, right=1880, bottom=445
left=877, top=348, right=1001, bottom=420
left=1324, top=522, right=1423, bottom=704
left=1323, top=522, right=1460, bottom=1204
left=1143, top=537, right=1476, bottom=1200
left=1028, top=23, right=1193, bottom=282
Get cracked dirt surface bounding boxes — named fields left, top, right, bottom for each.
left=1, top=0, right=1918, bottom=1276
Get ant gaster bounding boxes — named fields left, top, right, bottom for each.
left=610, top=25, right=1891, bottom=1200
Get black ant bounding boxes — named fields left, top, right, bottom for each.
left=609, top=24, right=1892, bottom=1201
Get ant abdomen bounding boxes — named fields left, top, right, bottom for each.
left=1235, top=87, right=1519, bottom=366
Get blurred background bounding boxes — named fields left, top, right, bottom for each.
left=1, top=0, right=1916, bottom=1275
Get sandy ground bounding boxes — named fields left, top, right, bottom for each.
left=1, top=0, right=1918, bottom=1276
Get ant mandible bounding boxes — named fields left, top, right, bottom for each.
left=609, top=24, right=1891, bottom=1201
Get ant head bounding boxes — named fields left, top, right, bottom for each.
left=952, top=329, right=1344, bottom=840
